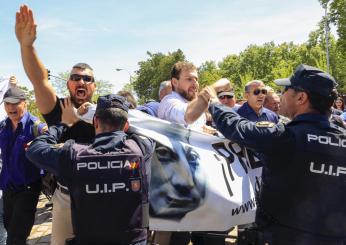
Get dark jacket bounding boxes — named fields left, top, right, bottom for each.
left=26, top=123, right=154, bottom=244
left=210, top=102, right=346, bottom=239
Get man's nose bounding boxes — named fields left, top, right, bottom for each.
left=171, top=164, right=195, bottom=194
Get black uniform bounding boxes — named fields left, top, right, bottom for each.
left=210, top=103, right=346, bottom=245
left=26, top=123, right=154, bottom=245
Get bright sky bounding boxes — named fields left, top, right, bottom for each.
left=1, top=0, right=326, bottom=92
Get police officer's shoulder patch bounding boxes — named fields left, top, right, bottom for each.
left=255, top=121, right=275, bottom=128
left=51, top=143, right=64, bottom=149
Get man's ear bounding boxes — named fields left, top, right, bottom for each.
left=93, top=116, right=98, bottom=129
left=171, top=78, right=178, bottom=90
left=244, top=92, right=249, bottom=100
left=124, top=121, right=129, bottom=132
left=297, top=91, right=309, bottom=105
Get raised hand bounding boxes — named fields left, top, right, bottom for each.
left=60, top=97, right=79, bottom=127
left=9, top=76, right=18, bottom=87
left=15, top=5, right=37, bottom=47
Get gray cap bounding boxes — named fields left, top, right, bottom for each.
left=2, top=87, right=26, bottom=104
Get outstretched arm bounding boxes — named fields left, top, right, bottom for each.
left=15, top=5, right=57, bottom=114
left=185, top=78, right=230, bottom=124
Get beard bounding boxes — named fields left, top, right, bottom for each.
left=177, top=88, right=197, bottom=101
left=69, top=91, right=93, bottom=108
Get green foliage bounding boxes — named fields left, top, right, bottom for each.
left=327, top=0, right=346, bottom=52
left=132, top=49, right=185, bottom=103
left=92, top=79, right=114, bottom=103
left=198, top=61, right=222, bottom=88
left=18, top=85, right=44, bottom=121
left=50, top=71, right=69, bottom=97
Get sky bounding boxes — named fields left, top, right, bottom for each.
left=0, top=0, right=329, bottom=92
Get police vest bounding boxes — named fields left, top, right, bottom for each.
left=70, top=138, right=149, bottom=244
left=259, top=120, right=346, bottom=238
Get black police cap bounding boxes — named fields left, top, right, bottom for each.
left=275, top=64, right=337, bottom=97
left=96, top=94, right=130, bottom=112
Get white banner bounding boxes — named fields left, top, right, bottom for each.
left=129, top=110, right=262, bottom=231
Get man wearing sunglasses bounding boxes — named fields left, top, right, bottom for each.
left=207, top=64, right=345, bottom=244
left=237, top=80, right=278, bottom=123
left=217, top=89, right=238, bottom=108
left=15, top=5, right=96, bottom=245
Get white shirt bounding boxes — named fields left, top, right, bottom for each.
left=158, top=91, right=206, bottom=131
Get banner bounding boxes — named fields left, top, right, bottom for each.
left=129, top=110, right=263, bottom=231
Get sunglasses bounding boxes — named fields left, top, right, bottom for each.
left=69, top=74, right=94, bottom=83
left=252, top=89, right=267, bottom=95
left=218, top=95, right=234, bottom=100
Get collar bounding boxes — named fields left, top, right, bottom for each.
left=242, top=102, right=264, bottom=116
left=92, top=131, right=127, bottom=151
left=5, top=111, right=30, bottom=130
left=290, top=113, right=329, bottom=124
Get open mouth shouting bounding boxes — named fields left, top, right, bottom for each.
left=76, top=87, right=87, bottom=99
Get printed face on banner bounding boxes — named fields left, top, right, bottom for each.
left=150, top=140, right=206, bottom=219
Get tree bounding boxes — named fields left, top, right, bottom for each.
left=197, top=61, right=222, bottom=88
left=322, top=0, right=346, bottom=51
left=18, top=85, right=44, bottom=121
left=132, top=49, right=185, bottom=103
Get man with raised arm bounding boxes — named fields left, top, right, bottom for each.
left=15, top=5, right=96, bottom=245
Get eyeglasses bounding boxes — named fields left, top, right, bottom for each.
left=218, top=95, right=234, bottom=100
left=252, top=89, right=267, bottom=96
left=69, top=74, right=94, bottom=83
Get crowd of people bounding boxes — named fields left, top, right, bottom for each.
left=0, top=3, right=345, bottom=245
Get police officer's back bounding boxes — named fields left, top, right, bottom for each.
left=26, top=94, right=154, bottom=245
left=207, top=65, right=346, bottom=245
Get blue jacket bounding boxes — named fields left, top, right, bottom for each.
left=0, top=112, right=47, bottom=191
left=210, top=102, right=346, bottom=239
left=236, top=102, right=278, bottom=123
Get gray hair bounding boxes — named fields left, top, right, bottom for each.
left=244, top=80, right=265, bottom=92
left=159, top=80, right=171, bottom=96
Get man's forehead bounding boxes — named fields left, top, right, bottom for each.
left=70, top=67, right=93, bottom=76
left=180, top=69, right=198, bottom=78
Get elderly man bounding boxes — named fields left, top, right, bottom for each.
left=15, top=5, right=96, bottom=244
left=264, top=87, right=291, bottom=124
left=263, top=87, right=280, bottom=114
left=137, top=80, right=172, bottom=117
left=237, top=80, right=278, bottom=123
left=0, top=87, right=47, bottom=244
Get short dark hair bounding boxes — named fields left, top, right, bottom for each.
left=308, top=89, right=338, bottom=114
left=292, top=87, right=338, bottom=114
left=95, top=108, right=128, bottom=131
left=171, top=61, right=196, bottom=80
left=116, top=91, right=137, bottom=109
left=72, top=63, right=93, bottom=71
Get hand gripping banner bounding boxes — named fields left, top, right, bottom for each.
left=129, top=110, right=262, bottom=231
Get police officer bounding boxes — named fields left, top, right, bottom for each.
left=205, top=64, right=346, bottom=245
left=26, top=94, right=154, bottom=245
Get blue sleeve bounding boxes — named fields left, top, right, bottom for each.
left=341, top=112, right=346, bottom=122
left=26, top=124, right=74, bottom=182
left=209, top=102, right=293, bottom=152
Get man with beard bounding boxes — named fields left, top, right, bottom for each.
left=158, top=62, right=206, bottom=131
left=157, top=62, right=223, bottom=245
left=15, top=5, right=96, bottom=245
